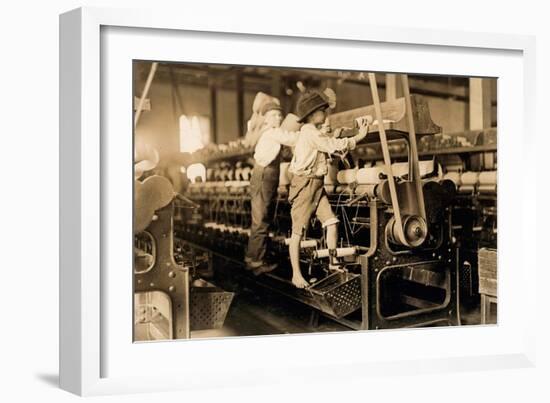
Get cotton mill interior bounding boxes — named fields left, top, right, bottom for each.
left=132, top=61, right=497, bottom=341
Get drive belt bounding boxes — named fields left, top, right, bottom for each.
left=367, top=73, right=427, bottom=247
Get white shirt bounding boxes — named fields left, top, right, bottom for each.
left=289, top=123, right=357, bottom=177
left=253, top=127, right=299, bottom=167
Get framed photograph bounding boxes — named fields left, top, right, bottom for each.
left=60, top=7, right=536, bottom=396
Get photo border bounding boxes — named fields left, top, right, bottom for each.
left=60, top=6, right=537, bottom=396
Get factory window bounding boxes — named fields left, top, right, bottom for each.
left=179, top=115, right=210, bottom=153
left=186, top=163, right=206, bottom=183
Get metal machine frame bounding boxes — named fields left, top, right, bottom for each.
left=134, top=203, right=191, bottom=339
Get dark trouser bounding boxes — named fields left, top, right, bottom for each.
left=246, top=161, right=279, bottom=264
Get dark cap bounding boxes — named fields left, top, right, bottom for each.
left=296, top=91, right=329, bottom=123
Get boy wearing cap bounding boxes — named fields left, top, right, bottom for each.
left=288, top=90, right=370, bottom=288
left=245, top=101, right=300, bottom=274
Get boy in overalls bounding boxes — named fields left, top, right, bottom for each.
left=288, top=91, right=369, bottom=288
left=245, top=101, right=300, bottom=274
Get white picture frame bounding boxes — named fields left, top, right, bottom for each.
left=60, top=6, right=537, bottom=396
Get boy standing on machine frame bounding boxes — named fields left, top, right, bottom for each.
left=288, top=90, right=370, bottom=288
left=245, top=100, right=300, bottom=274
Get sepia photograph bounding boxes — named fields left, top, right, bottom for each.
left=133, top=61, right=497, bottom=341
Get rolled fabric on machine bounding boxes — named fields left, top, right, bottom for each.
left=354, top=184, right=378, bottom=197
left=313, top=247, right=358, bottom=259
left=478, top=185, right=497, bottom=194
left=443, top=171, right=462, bottom=186
left=390, top=160, right=437, bottom=179
left=335, top=169, right=357, bottom=194
left=460, top=171, right=479, bottom=185
left=354, top=182, right=391, bottom=204
left=336, top=169, right=357, bottom=184
left=356, top=166, right=386, bottom=184
left=478, top=171, right=497, bottom=185
left=478, top=170, right=497, bottom=194
left=459, top=171, right=479, bottom=194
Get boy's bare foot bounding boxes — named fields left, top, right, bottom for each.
left=291, top=275, right=310, bottom=289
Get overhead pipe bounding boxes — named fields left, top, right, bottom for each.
left=134, top=62, right=158, bottom=128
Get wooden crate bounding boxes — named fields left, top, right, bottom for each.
left=478, top=248, right=497, bottom=297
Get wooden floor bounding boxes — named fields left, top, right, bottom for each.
left=190, top=286, right=495, bottom=340
left=191, top=288, right=348, bottom=339
left=136, top=279, right=495, bottom=341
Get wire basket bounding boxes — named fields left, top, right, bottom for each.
left=190, top=282, right=234, bottom=330
left=308, top=272, right=362, bottom=318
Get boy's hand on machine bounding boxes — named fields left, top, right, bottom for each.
left=353, top=117, right=371, bottom=143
